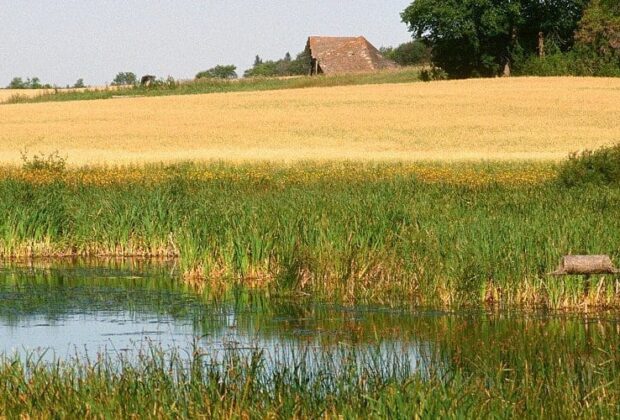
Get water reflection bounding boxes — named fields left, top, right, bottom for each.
left=0, top=259, right=618, bottom=379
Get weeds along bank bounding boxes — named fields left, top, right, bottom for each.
left=0, top=160, right=618, bottom=308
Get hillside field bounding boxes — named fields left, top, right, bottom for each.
left=2, top=77, right=619, bottom=165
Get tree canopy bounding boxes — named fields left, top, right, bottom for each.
left=196, top=65, right=238, bottom=80
left=401, top=0, right=588, bottom=78
left=7, top=76, right=50, bottom=89
left=576, top=0, right=620, bottom=58
left=111, top=72, right=137, bottom=86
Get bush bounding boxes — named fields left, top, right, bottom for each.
left=420, top=67, right=448, bottom=82
left=515, top=50, right=620, bottom=77
left=558, top=144, right=620, bottom=186
left=20, top=150, right=67, bottom=173
left=382, top=41, right=432, bottom=66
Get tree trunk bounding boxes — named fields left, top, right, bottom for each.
left=538, top=32, right=545, bottom=58
left=502, top=61, right=511, bottom=77
left=551, top=255, right=618, bottom=275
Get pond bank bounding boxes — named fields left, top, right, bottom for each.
left=0, top=162, right=618, bottom=309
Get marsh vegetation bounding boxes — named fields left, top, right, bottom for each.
left=0, top=261, right=618, bottom=418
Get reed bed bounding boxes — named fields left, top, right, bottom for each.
left=0, top=332, right=617, bottom=418
left=0, top=161, right=618, bottom=309
left=1, top=77, right=619, bottom=165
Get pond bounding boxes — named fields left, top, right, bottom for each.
left=1, top=259, right=619, bottom=377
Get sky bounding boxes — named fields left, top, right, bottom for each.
left=0, top=1, right=413, bottom=87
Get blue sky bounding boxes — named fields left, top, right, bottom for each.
left=0, top=0, right=413, bottom=86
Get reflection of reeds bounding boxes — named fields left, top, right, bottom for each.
left=0, top=162, right=618, bottom=308
left=0, top=337, right=617, bottom=418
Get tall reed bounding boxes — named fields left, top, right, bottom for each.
left=0, top=336, right=617, bottom=418
left=0, top=162, right=618, bottom=308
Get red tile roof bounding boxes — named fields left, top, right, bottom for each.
left=307, top=36, right=398, bottom=75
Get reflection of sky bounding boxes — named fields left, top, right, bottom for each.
left=0, top=263, right=430, bottom=373
left=0, top=312, right=195, bottom=360
left=0, top=309, right=429, bottom=377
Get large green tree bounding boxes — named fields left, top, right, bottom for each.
left=402, top=0, right=587, bottom=78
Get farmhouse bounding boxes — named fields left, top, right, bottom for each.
left=306, top=36, right=398, bottom=75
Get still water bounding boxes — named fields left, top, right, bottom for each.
left=0, top=259, right=618, bottom=373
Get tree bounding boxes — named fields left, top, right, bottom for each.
left=244, top=61, right=278, bottom=77
left=196, top=65, right=238, bottom=79
left=382, top=41, right=432, bottom=66
left=73, top=78, right=85, bottom=88
left=8, top=77, right=25, bottom=89
left=244, top=50, right=310, bottom=77
left=7, top=76, right=49, bottom=89
left=28, top=77, right=42, bottom=89
left=287, top=50, right=311, bottom=75
left=519, top=0, right=588, bottom=55
left=111, top=72, right=137, bottom=86
left=575, top=0, right=620, bottom=59
left=401, top=0, right=588, bottom=78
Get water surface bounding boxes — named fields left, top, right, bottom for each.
left=1, top=260, right=618, bottom=376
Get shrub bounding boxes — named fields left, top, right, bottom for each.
left=20, top=150, right=67, bottom=173
left=382, top=41, right=432, bottom=66
left=515, top=49, right=620, bottom=77
left=558, top=144, right=620, bottom=186
left=420, top=67, right=448, bottom=82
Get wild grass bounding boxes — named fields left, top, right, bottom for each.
left=0, top=331, right=617, bottom=418
left=1, top=77, right=619, bottom=165
left=0, top=161, right=618, bottom=309
left=1, top=68, right=422, bottom=105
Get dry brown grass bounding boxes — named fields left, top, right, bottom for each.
left=1, top=77, right=619, bottom=165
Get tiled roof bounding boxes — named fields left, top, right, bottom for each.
left=307, top=36, right=398, bottom=75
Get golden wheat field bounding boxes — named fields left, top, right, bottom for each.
left=0, top=89, right=56, bottom=101
left=0, top=86, right=118, bottom=102
left=1, top=77, right=619, bottom=165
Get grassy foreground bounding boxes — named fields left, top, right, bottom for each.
left=0, top=161, right=618, bottom=308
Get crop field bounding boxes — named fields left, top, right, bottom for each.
left=1, top=77, right=619, bottom=165
left=0, top=89, right=55, bottom=101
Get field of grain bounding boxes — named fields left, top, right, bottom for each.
left=0, top=89, right=57, bottom=101
left=0, top=86, right=119, bottom=102
left=1, top=77, right=619, bottom=165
